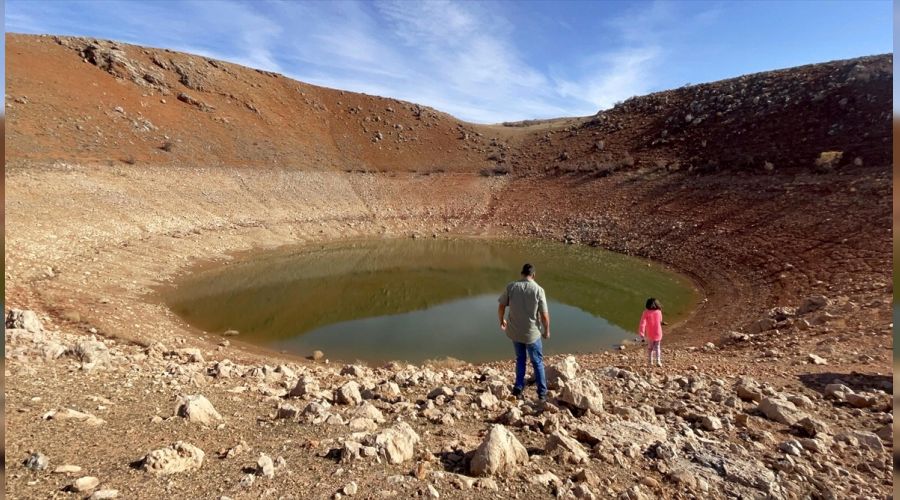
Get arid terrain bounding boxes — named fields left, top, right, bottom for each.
left=4, top=34, right=893, bottom=499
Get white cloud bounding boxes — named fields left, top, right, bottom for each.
left=4, top=0, right=721, bottom=122
left=554, top=46, right=661, bottom=110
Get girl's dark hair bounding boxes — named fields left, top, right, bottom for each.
left=645, top=297, right=661, bottom=310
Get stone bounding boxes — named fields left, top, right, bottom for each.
left=427, top=386, right=454, bottom=399
left=470, top=425, right=529, bottom=477
left=667, top=468, right=697, bottom=489
left=573, top=484, right=597, bottom=499
left=757, top=397, right=806, bottom=425
left=174, top=348, right=204, bottom=363
left=529, top=471, right=561, bottom=487
left=354, top=401, right=385, bottom=423
left=72, top=339, right=110, bottom=367
left=700, top=415, right=722, bottom=431
left=340, top=441, right=364, bottom=463
left=640, top=477, right=659, bottom=489
left=335, top=381, right=362, bottom=405
left=6, top=309, right=42, bottom=333
left=41, top=341, right=68, bottom=360
left=311, top=350, right=324, bottom=360
left=795, top=416, right=830, bottom=437
left=807, top=353, right=828, bottom=365
left=824, top=383, right=853, bottom=400
left=348, top=417, right=377, bottom=432
left=276, top=403, right=301, bottom=420
left=373, top=381, right=402, bottom=402
left=779, top=440, right=803, bottom=456
left=72, top=476, right=100, bottom=492
left=735, top=378, right=764, bottom=402
left=24, top=452, right=49, bottom=470
left=476, top=391, right=499, bottom=410
left=787, top=394, right=814, bottom=409
left=721, top=457, right=775, bottom=491
left=175, top=395, right=222, bottom=425
left=545, top=355, right=579, bottom=389
left=54, top=465, right=82, bottom=474
left=545, top=431, right=589, bottom=464
left=89, top=490, right=119, bottom=499
left=845, top=393, right=876, bottom=408
left=372, top=422, right=420, bottom=464
left=142, top=441, right=205, bottom=475
left=797, top=437, right=829, bottom=454
left=558, top=378, right=604, bottom=413
left=573, top=468, right=600, bottom=487
left=499, top=406, right=523, bottom=426
left=209, top=360, right=236, bottom=378
left=43, top=408, right=106, bottom=426
left=574, top=420, right=667, bottom=448
left=747, top=317, right=776, bottom=335
left=343, top=481, right=358, bottom=496
left=837, top=430, right=885, bottom=453
left=289, top=375, right=320, bottom=398
left=798, top=295, right=830, bottom=315
left=256, top=453, right=275, bottom=478
left=426, top=484, right=440, bottom=498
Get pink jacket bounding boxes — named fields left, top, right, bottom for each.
left=638, top=309, right=663, bottom=342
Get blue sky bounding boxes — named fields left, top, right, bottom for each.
left=5, top=0, right=894, bottom=123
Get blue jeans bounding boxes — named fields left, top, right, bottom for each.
left=513, top=339, right=547, bottom=397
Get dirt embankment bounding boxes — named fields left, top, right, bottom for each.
left=3, top=33, right=893, bottom=499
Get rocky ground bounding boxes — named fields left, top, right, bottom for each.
left=4, top=296, right=893, bottom=499
left=4, top=34, right=893, bottom=499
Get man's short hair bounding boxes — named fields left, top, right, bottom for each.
left=521, top=263, right=535, bottom=276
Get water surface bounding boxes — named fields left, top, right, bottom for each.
left=164, top=238, right=699, bottom=363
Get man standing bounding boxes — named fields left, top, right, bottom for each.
left=498, top=263, right=550, bottom=401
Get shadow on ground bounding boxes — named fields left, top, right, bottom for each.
left=797, top=372, right=893, bottom=395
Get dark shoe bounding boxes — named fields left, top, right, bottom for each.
left=537, top=393, right=548, bottom=403
left=511, top=387, right=524, bottom=400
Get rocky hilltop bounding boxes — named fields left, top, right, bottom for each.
left=4, top=34, right=893, bottom=499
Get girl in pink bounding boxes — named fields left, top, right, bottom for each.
left=638, top=298, right=664, bottom=367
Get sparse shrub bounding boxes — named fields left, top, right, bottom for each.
left=159, top=140, right=175, bottom=152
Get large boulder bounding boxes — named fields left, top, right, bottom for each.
left=558, top=379, right=604, bottom=413
left=6, top=309, right=43, bottom=333
left=371, top=422, right=420, bottom=464
left=175, top=395, right=222, bottom=425
left=469, top=425, right=529, bottom=477
left=757, top=397, right=806, bottom=425
left=545, top=356, right=579, bottom=389
left=142, top=441, right=205, bottom=475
